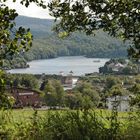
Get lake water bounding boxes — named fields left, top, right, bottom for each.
left=8, top=56, right=109, bottom=76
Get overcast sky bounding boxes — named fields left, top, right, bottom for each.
left=4, top=0, right=53, bottom=19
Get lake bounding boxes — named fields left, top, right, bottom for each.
left=8, top=56, right=109, bottom=76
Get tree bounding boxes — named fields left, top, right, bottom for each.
left=53, top=80, right=65, bottom=107
left=74, top=82, right=100, bottom=108
left=0, top=4, right=32, bottom=64
left=44, top=80, right=57, bottom=106
left=20, top=74, right=39, bottom=89
left=0, top=0, right=46, bottom=108
left=44, top=80, right=65, bottom=107
left=109, top=84, right=127, bottom=97
left=48, top=0, right=140, bottom=59
left=105, top=76, right=121, bottom=90
left=130, top=83, right=140, bottom=95
left=64, top=94, right=79, bottom=109
left=0, top=70, right=15, bottom=108
left=129, top=84, right=140, bottom=108
left=0, top=0, right=47, bottom=64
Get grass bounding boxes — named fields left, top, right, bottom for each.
left=0, top=108, right=139, bottom=140
left=0, top=108, right=129, bottom=122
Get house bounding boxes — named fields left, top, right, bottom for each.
left=62, top=77, right=78, bottom=91
left=61, top=71, right=78, bottom=91
left=107, top=95, right=130, bottom=111
left=108, top=63, right=125, bottom=72
left=9, top=87, right=43, bottom=108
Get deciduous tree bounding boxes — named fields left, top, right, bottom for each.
left=48, top=0, right=140, bottom=59
left=0, top=0, right=46, bottom=108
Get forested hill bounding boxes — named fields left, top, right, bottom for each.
left=16, top=16, right=128, bottom=61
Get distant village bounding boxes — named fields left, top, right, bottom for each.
left=6, top=68, right=137, bottom=112
left=7, top=71, right=79, bottom=109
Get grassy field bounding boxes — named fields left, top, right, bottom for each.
left=0, top=108, right=139, bottom=140
left=0, top=108, right=129, bottom=121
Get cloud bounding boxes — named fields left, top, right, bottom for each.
left=3, top=0, right=53, bottom=19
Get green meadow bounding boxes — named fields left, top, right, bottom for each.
left=0, top=109, right=139, bottom=140
left=1, top=108, right=128, bottom=120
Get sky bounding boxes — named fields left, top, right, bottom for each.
left=4, top=0, right=53, bottom=19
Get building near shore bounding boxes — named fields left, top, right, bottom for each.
left=61, top=71, right=78, bottom=91
left=107, top=95, right=130, bottom=112
left=9, top=87, right=43, bottom=108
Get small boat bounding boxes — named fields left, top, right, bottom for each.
left=93, top=60, right=100, bottom=62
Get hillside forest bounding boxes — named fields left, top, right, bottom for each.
left=2, top=16, right=128, bottom=70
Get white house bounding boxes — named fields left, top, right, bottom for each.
left=107, top=95, right=130, bottom=112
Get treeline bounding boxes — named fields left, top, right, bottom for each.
left=24, top=31, right=127, bottom=61
left=17, top=16, right=128, bottom=59
left=2, top=16, right=128, bottom=69
left=1, top=57, right=29, bottom=70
